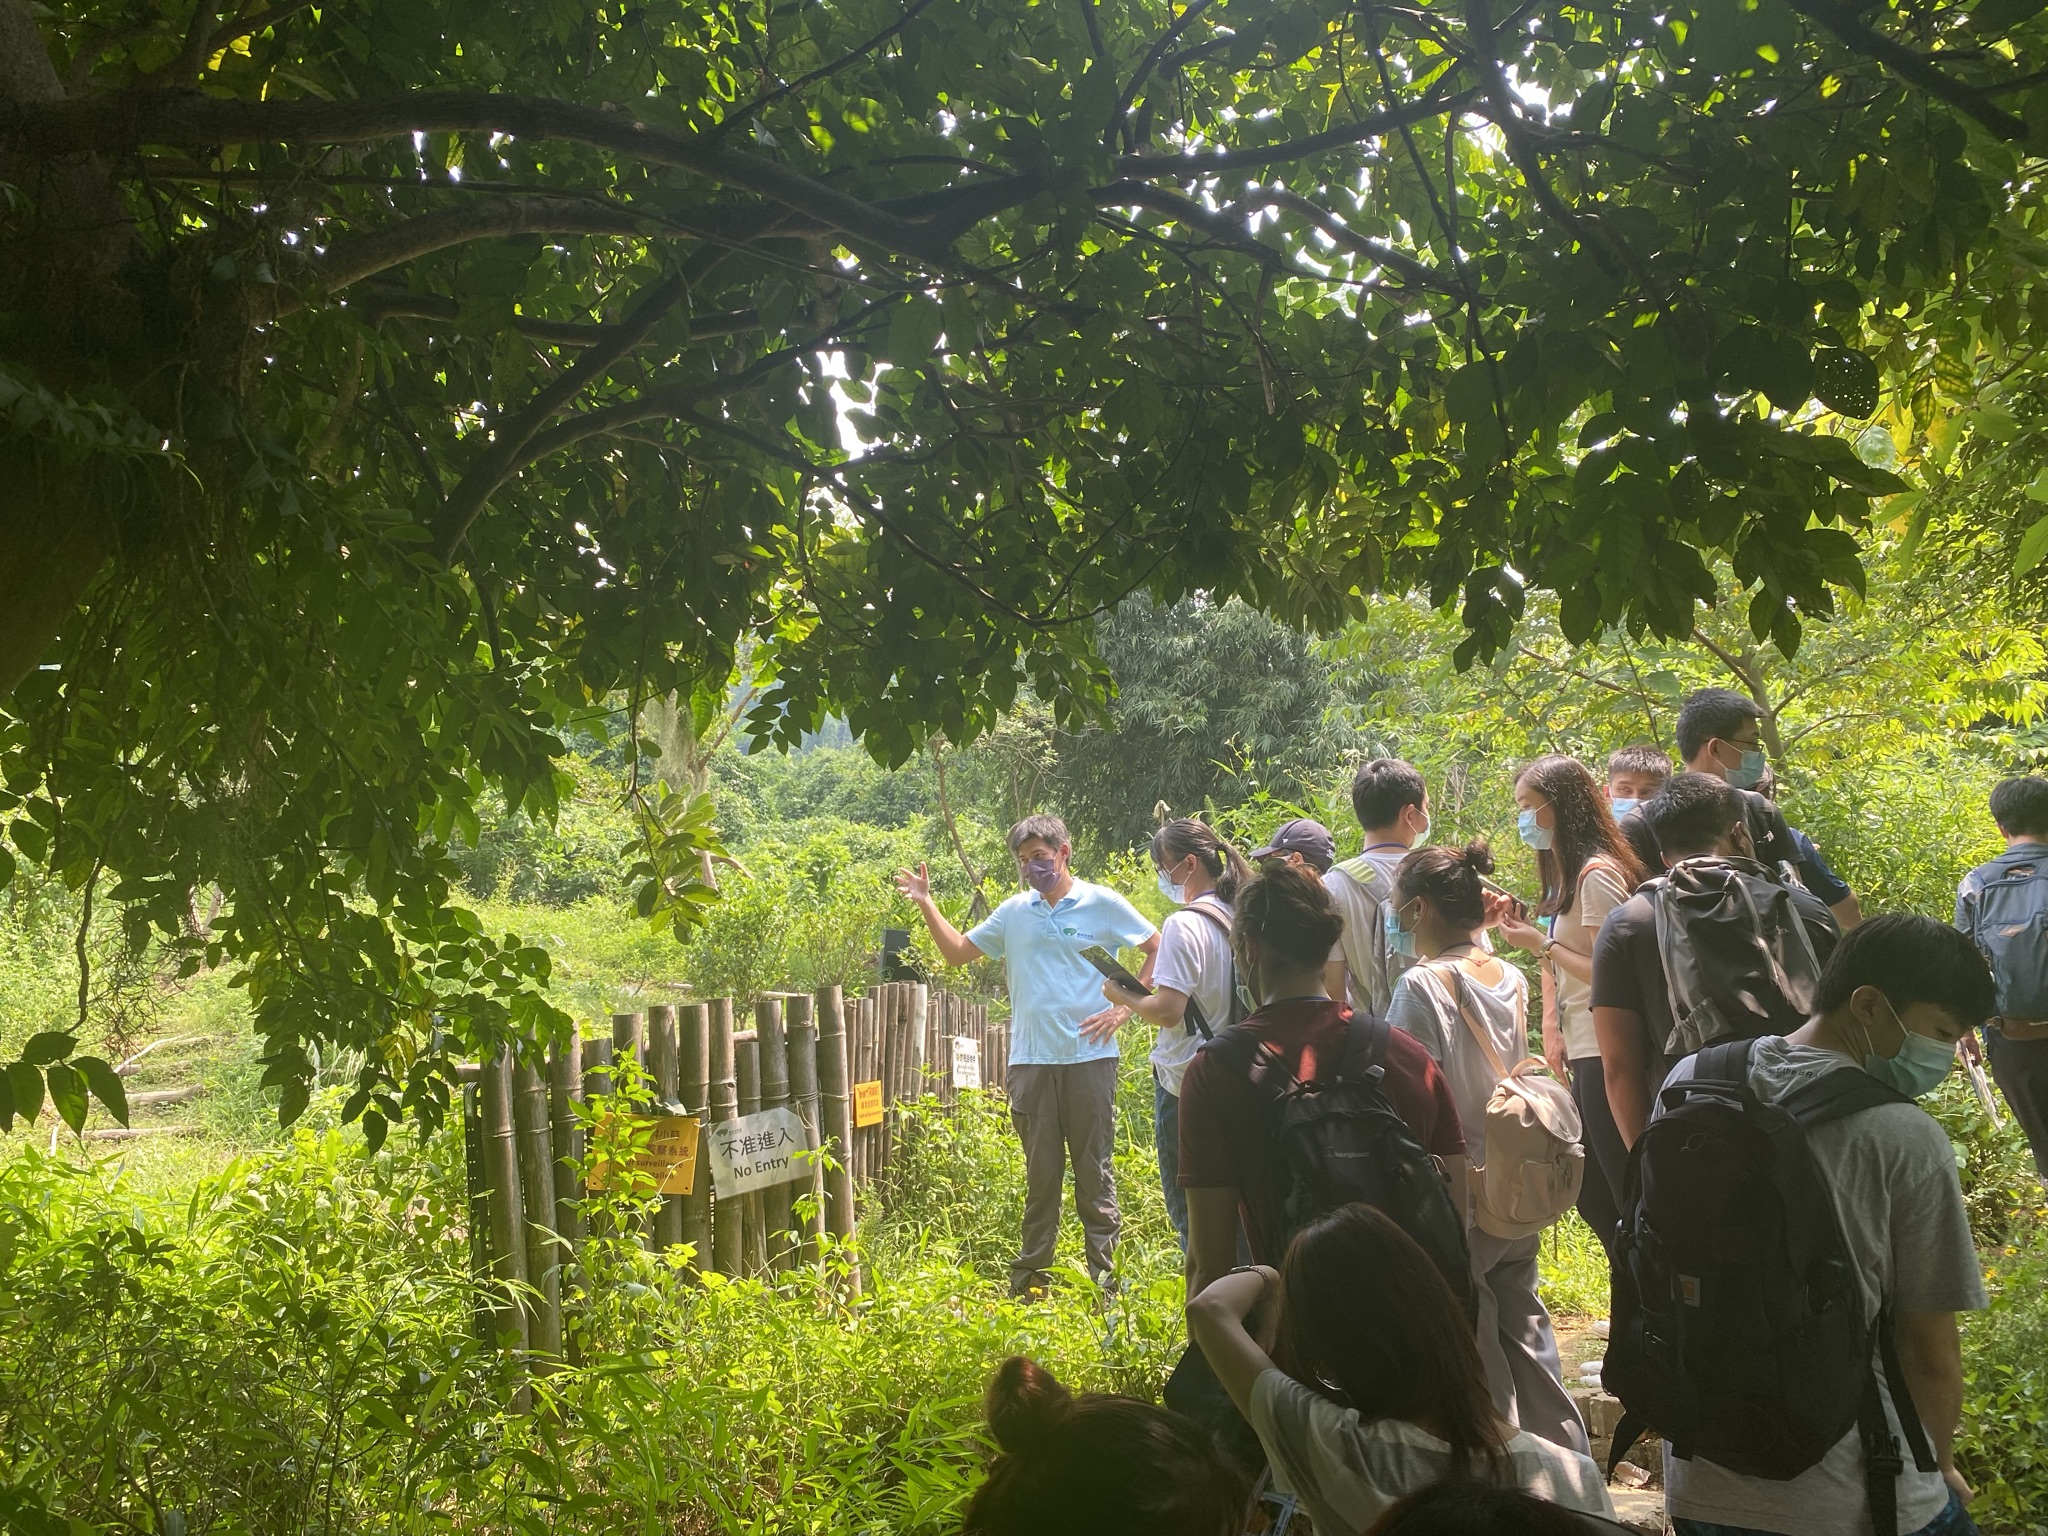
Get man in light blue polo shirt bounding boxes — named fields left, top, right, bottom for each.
left=895, top=813, right=1157, bottom=1296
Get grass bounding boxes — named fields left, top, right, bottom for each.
left=3, top=1010, right=2046, bottom=1534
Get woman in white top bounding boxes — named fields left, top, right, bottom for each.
left=1383, top=841, right=1588, bottom=1456
left=1100, top=817, right=1247, bottom=1253
left=1493, top=755, right=1644, bottom=1265
left=1186, top=1202, right=1614, bottom=1536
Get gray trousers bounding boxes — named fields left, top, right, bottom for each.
left=1006, top=1059, right=1120, bottom=1293
left=1467, top=1227, right=1590, bottom=1456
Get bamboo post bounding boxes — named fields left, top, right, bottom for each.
left=582, top=1033, right=614, bottom=1100
left=846, top=995, right=867, bottom=1186
left=647, top=1003, right=683, bottom=1252
left=877, top=984, right=901, bottom=1179
left=785, top=993, right=826, bottom=1273
left=734, top=1030, right=768, bottom=1276
left=612, top=1011, right=646, bottom=1084
left=815, top=986, right=857, bottom=1249
left=479, top=1049, right=531, bottom=1381
left=756, top=998, right=794, bottom=1272
left=462, top=1080, right=493, bottom=1343
left=578, top=1033, right=615, bottom=1245
left=908, top=982, right=930, bottom=1115
left=859, top=994, right=880, bottom=1185
left=679, top=1003, right=712, bottom=1272
left=513, top=1061, right=562, bottom=1363
left=547, top=1035, right=584, bottom=1249
left=708, top=999, right=740, bottom=1276
left=545, top=1035, right=583, bottom=1365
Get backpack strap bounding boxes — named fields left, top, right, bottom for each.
left=1419, top=958, right=1515, bottom=1083
left=1337, top=1012, right=1391, bottom=1086
left=1176, top=898, right=1242, bottom=1041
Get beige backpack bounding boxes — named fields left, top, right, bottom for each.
left=1417, top=960, right=1585, bottom=1240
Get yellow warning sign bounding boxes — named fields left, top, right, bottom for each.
left=853, top=1080, right=884, bottom=1128
left=585, top=1113, right=701, bottom=1195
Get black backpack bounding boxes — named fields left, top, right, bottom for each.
left=1604, top=1039, right=1937, bottom=1536
left=1163, top=1011, right=1473, bottom=1479
left=1649, top=856, right=1831, bottom=1058
left=1200, top=1011, right=1473, bottom=1309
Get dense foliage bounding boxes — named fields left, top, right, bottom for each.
left=10, top=0, right=2048, bottom=1130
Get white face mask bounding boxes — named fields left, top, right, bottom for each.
left=1156, top=867, right=1186, bottom=905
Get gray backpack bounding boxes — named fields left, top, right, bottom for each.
left=1652, top=855, right=1826, bottom=1056
left=1961, top=853, right=2048, bottom=1022
left=1328, top=853, right=1404, bottom=1015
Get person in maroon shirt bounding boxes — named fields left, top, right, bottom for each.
left=1179, top=862, right=1468, bottom=1297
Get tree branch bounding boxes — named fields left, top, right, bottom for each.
left=347, top=288, right=759, bottom=348
left=281, top=195, right=659, bottom=314
left=10, top=88, right=964, bottom=262
left=1783, top=0, right=2027, bottom=140
left=1112, top=85, right=1480, bottom=177
left=431, top=269, right=692, bottom=558
left=707, top=0, right=941, bottom=140
left=1104, top=0, right=1216, bottom=147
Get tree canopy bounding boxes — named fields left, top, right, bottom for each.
left=4, top=0, right=2047, bottom=1133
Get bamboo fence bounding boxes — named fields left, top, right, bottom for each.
left=462, top=982, right=1008, bottom=1366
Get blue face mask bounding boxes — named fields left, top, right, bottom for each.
left=1724, top=744, right=1768, bottom=790
left=1156, top=868, right=1186, bottom=905
left=1517, top=808, right=1554, bottom=851
left=1862, top=1000, right=1956, bottom=1099
left=1609, top=797, right=1640, bottom=820
left=1384, top=901, right=1418, bottom=959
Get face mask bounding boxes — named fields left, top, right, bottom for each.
left=1384, top=901, right=1418, bottom=959
left=1609, top=797, right=1640, bottom=820
left=1412, top=812, right=1431, bottom=848
left=1860, top=999, right=1956, bottom=1099
left=1723, top=744, right=1768, bottom=790
left=1517, top=808, right=1553, bottom=851
left=1021, top=857, right=1061, bottom=895
left=1156, top=868, right=1186, bottom=905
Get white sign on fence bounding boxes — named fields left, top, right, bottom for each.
left=707, top=1106, right=812, bottom=1199
left=950, top=1035, right=982, bottom=1090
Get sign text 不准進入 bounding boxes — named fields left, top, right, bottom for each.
left=707, top=1106, right=813, bottom=1199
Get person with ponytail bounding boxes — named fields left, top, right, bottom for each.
left=1491, top=755, right=1644, bottom=1263
left=960, top=1356, right=1249, bottom=1536
left=1186, top=1205, right=1613, bottom=1534
left=1384, top=842, right=1588, bottom=1457
left=1100, top=818, right=1251, bottom=1250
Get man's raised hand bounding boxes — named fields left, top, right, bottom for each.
left=893, top=862, right=933, bottom=903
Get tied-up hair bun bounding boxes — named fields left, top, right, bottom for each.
left=984, top=1356, right=1074, bottom=1455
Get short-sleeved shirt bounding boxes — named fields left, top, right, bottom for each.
left=1550, top=858, right=1632, bottom=1061
left=1151, top=895, right=1235, bottom=1097
left=965, top=880, right=1154, bottom=1065
left=1323, top=847, right=1415, bottom=1017
left=1385, top=956, right=1528, bottom=1169
left=1657, top=1039, right=1987, bottom=1535
left=1956, top=842, right=2048, bottom=1020
left=1250, top=1368, right=1616, bottom=1533
left=1178, top=997, right=1464, bottom=1265
left=1787, top=825, right=1852, bottom=908
left=1590, top=881, right=1840, bottom=1103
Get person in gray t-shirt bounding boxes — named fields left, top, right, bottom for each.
left=1655, top=915, right=1996, bottom=1536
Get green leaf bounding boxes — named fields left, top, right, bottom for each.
left=1444, top=363, right=1493, bottom=426
left=2016, top=514, right=2048, bottom=577
left=21, top=1031, right=76, bottom=1067
left=886, top=297, right=944, bottom=367
left=44, top=1061, right=87, bottom=1135
left=6, top=1061, right=42, bottom=1125
left=75, top=1056, right=129, bottom=1127
left=278, top=1077, right=312, bottom=1127
left=0, top=1068, right=13, bottom=1133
